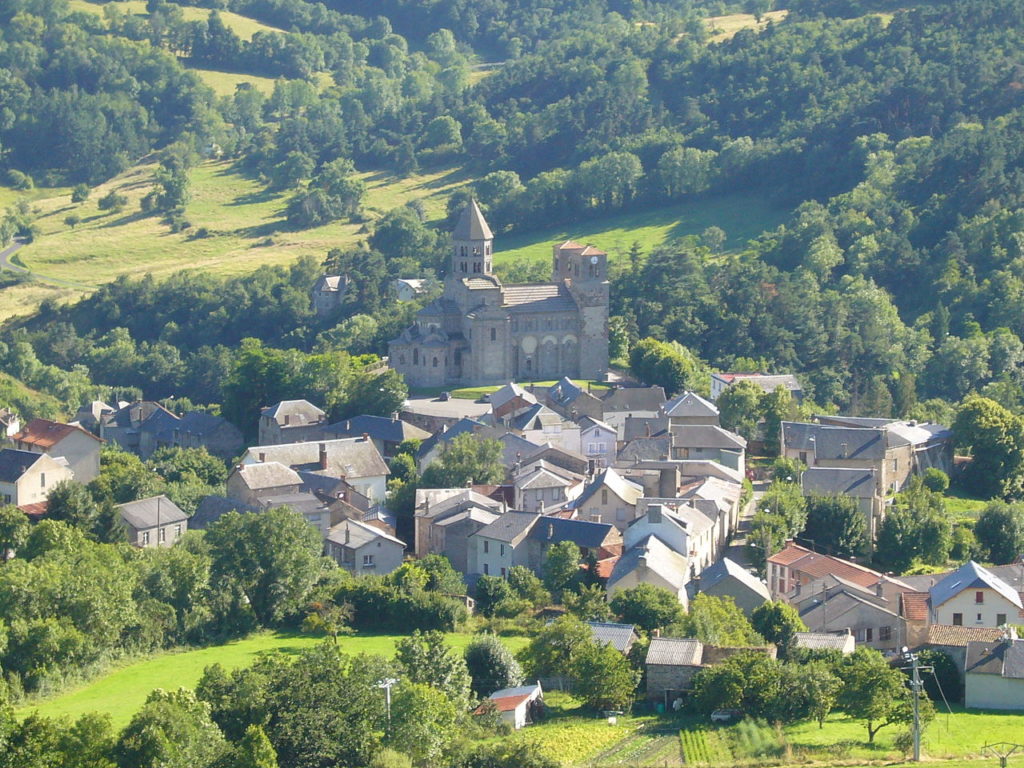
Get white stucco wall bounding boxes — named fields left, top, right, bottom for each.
left=934, top=589, right=1021, bottom=628
left=965, top=674, right=1024, bottom=710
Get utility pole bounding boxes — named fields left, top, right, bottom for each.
left=377, top=677, right=398, bottom=737
left=901, top=647, right=928, bottom=762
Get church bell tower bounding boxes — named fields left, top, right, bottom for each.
left=451, top=199, right=494, bottom=277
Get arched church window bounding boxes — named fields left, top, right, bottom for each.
left=473, top=262, right=481, bottom=273
left=413, top=349, right=419, bottom=365
left=490, top=327, right=496, bottom=341
left=432, top=357, right=438, bottom=367
left=461, top=262, right=467, bottom=273
left=526, top=357, right=533, bottom=373
left=399, top=354, right=406, bottom=365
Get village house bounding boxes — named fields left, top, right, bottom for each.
left=325, top=518, right=405, bottom=575
left=607, top=534, right=690, bottom=605
left=10, top=417, right=103, bottom=483
left=392, top=278, right=428, bottom=302
left=227, top=462, right=304, bottom=507
left=0, top=448, right=73, bottom=513
left=922, top=561, right=1024, bottom=628
left=564, top=467, right=644, bottom=531
left=800, top=467, right=885, bottom=541
left=644, top=639, right=777, bottom=706
left=579, top=416, right=617, bottom=469
left=513, top=460, right=585, bottom=514
left=240, top=437, right=390, bottom=503
left=625, top=503, right=716, bottom=574
left=696, top=557, right=770, bottom=616
left=327, top=414, right=431, bottom=461
left=964, top=632, right=1024, bottom=710
left=311, top=274, right=349, bottom=317
left=116, top=495, right=188, bottom=548
left=258, top=400, right=330, bottom=446
left=99, top=401, right=180, bottom=458
left=413, top=487, right=505, bottom=570
left=468, top=511, right=540, bottom=577
left=537, top=377, right=605, bottom=422
left=149, top=411, right=244, bottom=460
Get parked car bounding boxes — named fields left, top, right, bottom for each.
left=438, top=391, right=451, bottom=401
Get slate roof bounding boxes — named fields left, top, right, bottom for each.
left=516, top=465, right=579, bottom=490
left=233, top=461, right=302, bottom=491
left=246, top=438, right=389, bottom=480
left=571, top=467, right=644, bottom=509
left=793, top=632, right=856, bottom=653
left=608, top=534, right=689, bottom=593
left=528, top=516, right=616, bottom=549
left=699, top=557, right=770, bottom=601
left=13, top=418, right=102, bottom=448
left=155, top=411, right=237, bottom=442
left=662, top=392, right=719, bottom=420
left=0, top=449, right=45, bottom=483
left=965, top=639, right=1024, bottom=679
left=617, top=435, right=673, bottom=463
left=586, top=622, right=637, bottom=653
left=511, top=404, right=562, bottom=431
left=522, top=443, right=589, bottom=475
left=116, top=495, right=188, bottom=530
left=502, top=284, right=577, bottom=312
left=491, top=382, right=536, bottom=411
left=782, top=422, right=889, bottom=460
left=326, top=518, right=404, bottom=549
left=453, top=199, right=493, bottom=240
left=475, top=511, right=540, bottom=543
left=602, top=385, right=667, bottom=413
left=798, top=589, right=898, bottom=627
left=929, top=561, right=1023, bottom=610
left=328, top=415, right=430, bottom=443
left=190, top=495, right=255, bottom=529
left=579, top=415, right=616, bottom=433
left=646, top=637, right=703, bottom=666
left=549, top=377, right=584, bottom=407
left=261, top=399, right=325, bottom=425
left=801, top=467, right=878, bottom=498
left=670, top=425, right=746, bottom=451
left=417, top=417, right=486, bottom=460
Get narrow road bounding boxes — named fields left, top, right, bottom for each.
left=0, top=237, right=92, bottom=289
left=0, top=237, right=27, bottom=272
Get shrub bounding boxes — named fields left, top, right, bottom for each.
left=922, top=468, right=950, bottom=493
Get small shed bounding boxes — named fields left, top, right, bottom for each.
left=475, top=682, right=544, bottom=729
left=587, top=621, right=639, bottom=654
left=645, top=637, right=704, bottom=705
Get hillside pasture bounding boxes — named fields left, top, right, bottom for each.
left=67, top=0, right=285, bottom=40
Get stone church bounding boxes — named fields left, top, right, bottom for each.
left=388, top=201, right=609, bottom=388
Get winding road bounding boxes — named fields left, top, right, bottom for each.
left=0, top=237, right=28, bottom=273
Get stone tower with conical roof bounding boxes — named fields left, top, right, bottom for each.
left=388, top=201, right=609, bottom=388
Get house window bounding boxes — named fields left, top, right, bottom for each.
left=997, top=613, right=1007, bottom=625
left=879, top=626, right=891, bottom=642
left=602, top=489, right=608, bottom=505
left=142, top=531, right=150, bottom=546
left=799, top=451, right=807, bottom=463
left=483, top=540, right=489, bottom=554
left=500, top=544, right=505, bottom=556
left=952, top=613, right=963, bottom=626
left=975, top=591, right=984, bottom=604
left=865, top=628, right=873, bottom=642
left=2, top=494, right=10, bottom=504
left=175, top=524, right=182, bottom=537
left=40, top=472, right=46, bottom=488
left=483, top=563, right=489, bottom=575
left=363, top=554, right=375, bottom=567
left=976, top=613, right=983, bottom=624
left=500, top=567, right=506, bottom=578
left=159, top=528, right=166, bottom=543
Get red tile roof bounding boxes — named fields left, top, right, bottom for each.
left=769, top=542, right=882, bottom=589
left=17, top=502, right=48, bottom=518
left=924, top=625, right=1004, bottom=647
left=488, top=693, right=533, bottom=712
left=901, top=591, right=929, bottom=622
left=13, top=418, right=101, bottom=449
left=592, top=556, right=620, bottom=580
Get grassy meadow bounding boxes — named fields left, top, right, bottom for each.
left=493, top=192, right=788, bottom=269
left=67, top=0, right=285, bottom=40
left=16, top=629, right=529, bottom=729
left=704, top=10, right=790, bottom=43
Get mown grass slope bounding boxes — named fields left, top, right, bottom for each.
left=17, top=630, right=529, bottom=729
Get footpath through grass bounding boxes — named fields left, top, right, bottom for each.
left=17, top=630, right=528, bottom=730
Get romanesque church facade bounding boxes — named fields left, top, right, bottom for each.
left=388, top=201, right=609, bottom=388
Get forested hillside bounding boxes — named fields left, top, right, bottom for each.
left=3, top=0, right=1024, bottom=424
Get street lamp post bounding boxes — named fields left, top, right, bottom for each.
left=901, top=647, right=930, bottom=762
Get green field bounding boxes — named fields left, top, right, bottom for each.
left=447, top=380, right=612, bottom=400
left=68, top=0, right=285, bottom=40
left=16, top=630, right=528, bottom=729
left=493, top=192, right=788, bottom=268
left=944, top=488, right=989, bottom=518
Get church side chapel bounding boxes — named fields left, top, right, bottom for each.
left=389, top=201, right=610, bottom=387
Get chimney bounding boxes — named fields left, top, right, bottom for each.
left=319, top=443, right=328, bottom=470
left=548, top=522, right=555, bottom=539
left=875, top=580, right=885, bottom=598
left=648, top=504, right=663, bottom=524
left=258, top=452, right=266, bottom=463
left=284, top=414, right=290, bottom=425
left=344, top=526, right=350, bottom=545
left=392, top=412, right=398, bottom=423
left=659, top=467, right=678, bottom=498
left=362, top=432, right=369, bottom=442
